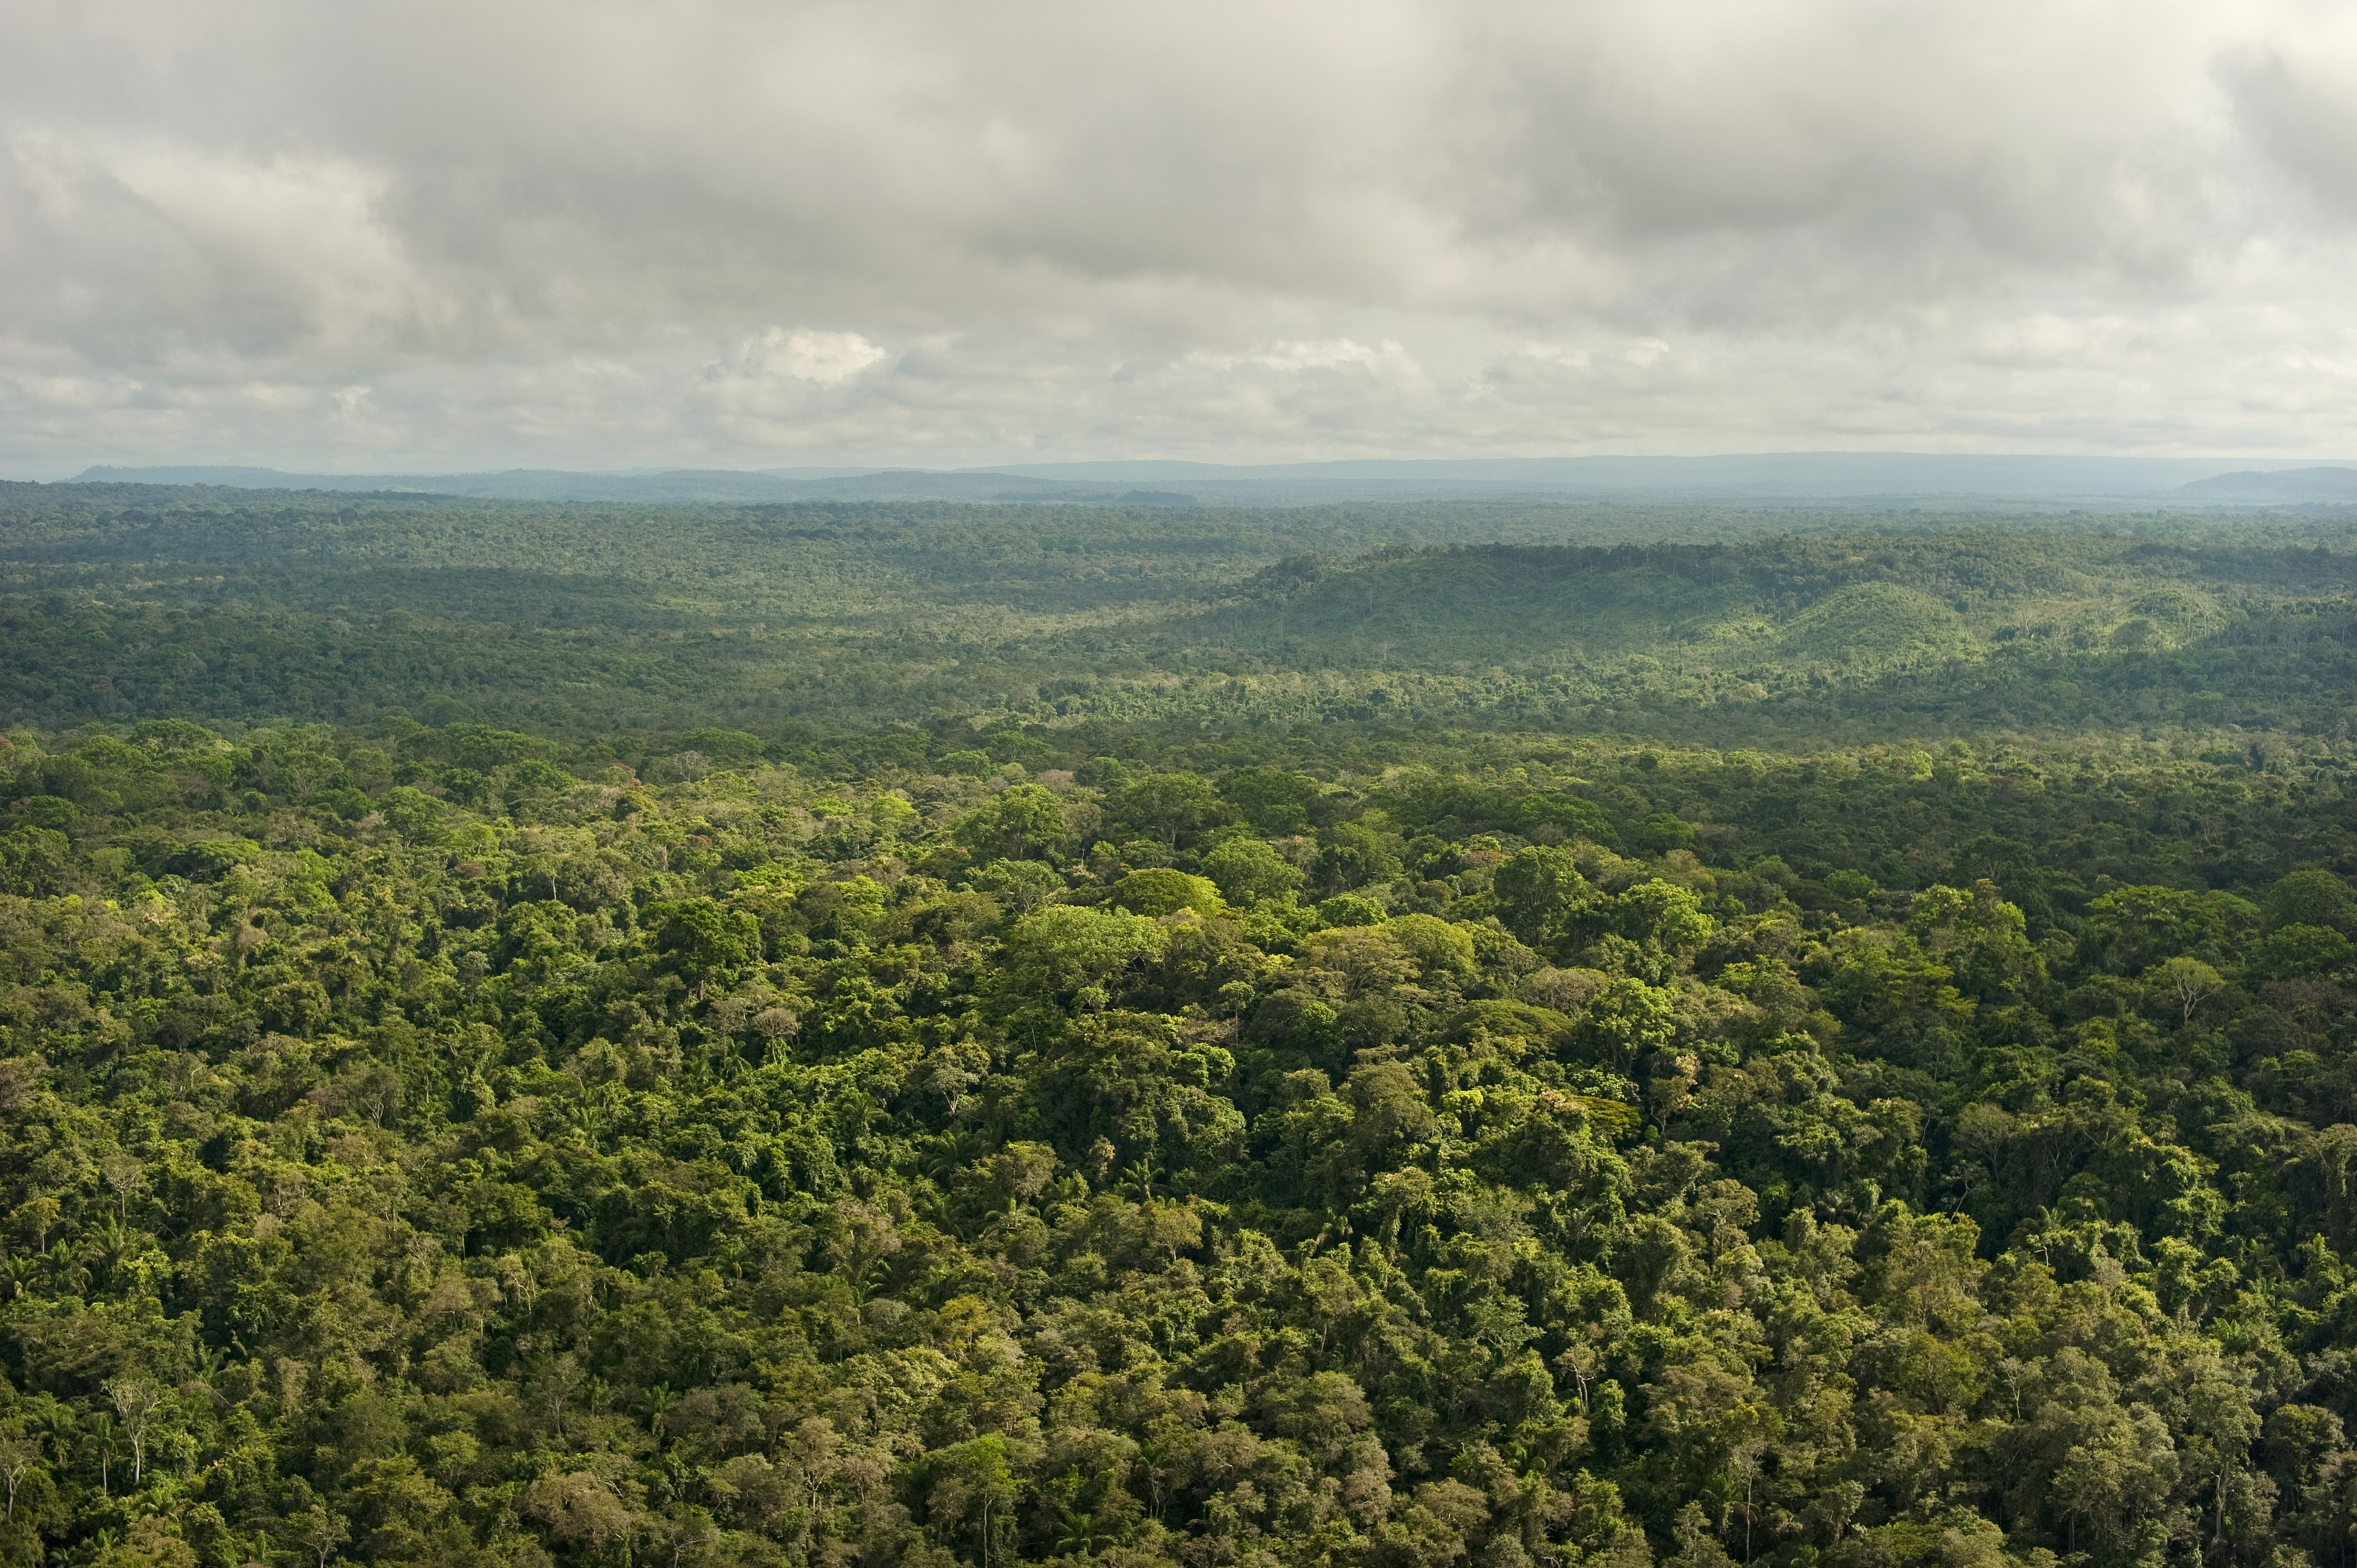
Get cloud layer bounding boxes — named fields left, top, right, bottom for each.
left=4, top=0, right=2355, bottom=472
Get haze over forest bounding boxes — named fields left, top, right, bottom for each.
left=9, top=8, right=2357, bottom=1568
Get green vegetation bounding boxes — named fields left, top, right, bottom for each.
left=6, top=484, right=2355, bottom=746
left=3, top=483, right=2357, bottom=1568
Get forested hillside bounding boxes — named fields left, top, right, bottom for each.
left=6, top=484, right=2356, bottom=747
left=6, top=484, right=2357, bottom=1568
left=4, top=715, right=2357, bottom=1568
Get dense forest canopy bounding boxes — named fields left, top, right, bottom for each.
left=6, top=484, right=2356, bottom=746
left=3, top=484, right=2357, bottom=1568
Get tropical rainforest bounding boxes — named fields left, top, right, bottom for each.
left=4, top=482, right=2357, bottom=1568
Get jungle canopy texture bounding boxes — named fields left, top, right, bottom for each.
left=2, top=484, right=2357, bottom=1568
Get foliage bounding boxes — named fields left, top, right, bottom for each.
left=7, top=485, right=2357, bottom=751
left=6, top=484, right=2357, bottom=1566
left=0, top=716, right=2347, bottom=1568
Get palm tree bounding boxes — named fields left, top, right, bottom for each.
left=88, top=1213, right=136, bottom=1288
left=86, top=1412, right=117, bottom=1495
left=41, top=1240, right=84, bottom=1297
left=1057, top=1510, right=1122, bottom=1556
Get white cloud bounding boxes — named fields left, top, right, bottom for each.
left=1519, top=344, right=1592, bottom=371
left=725, top=327, right=890, bottom=385
left=2, top=0, right=2356, bottom=471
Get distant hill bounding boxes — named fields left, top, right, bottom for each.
left=982, top=452, right=2357, bottom=502
left=1169, top=541, right=1994, bottom=676
left=64, top=452, right=2357, bottom=506
left=1773, top=580, right=1978, bottom=670
left=9, top=478, right=2357, bottom=739
left=2173, top=466, right=2357, bottom=502
left=65, top=464, right=1112, bottom=504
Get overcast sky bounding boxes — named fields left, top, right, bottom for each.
left=4, top=0, right=2356, bottom=475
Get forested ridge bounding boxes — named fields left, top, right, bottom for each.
left=7, top=486, right=2357, bottom=746
left=4, top=712, right=2357, bottom=1568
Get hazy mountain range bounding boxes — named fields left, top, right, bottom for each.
left=62, top=453, right=2357, bottom=507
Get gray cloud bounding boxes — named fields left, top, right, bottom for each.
left=2, top=0, right=2354, bottom=472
